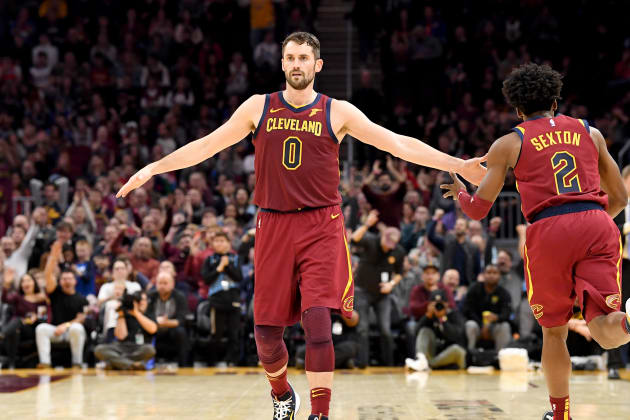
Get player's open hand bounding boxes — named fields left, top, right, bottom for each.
left=458, top=155, right=487, bottom=186
left=116, top=164, right=155, bottom=198
left=440, top=172, right=466, bottom=200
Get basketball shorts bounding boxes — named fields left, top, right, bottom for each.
left=253, top=204, right=354, bottom=326
left=524, top=207, right=622, bottom=327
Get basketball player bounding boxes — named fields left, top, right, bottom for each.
left=441, top=63, right=629, bottom=420
left=117, top=32, right=486, bottom=420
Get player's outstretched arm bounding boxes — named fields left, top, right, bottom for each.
left=440, top=133, right=518, bottom=220
left=332, top=100, right=487, bottom=185
left=116, top=95, right=264, bottom=198
left=591, top=127, right=627, bottom=218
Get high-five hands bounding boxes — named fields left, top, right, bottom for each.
left=458, top=155, right=487, bottom=186
left=440, top=172, right=467, bottom=200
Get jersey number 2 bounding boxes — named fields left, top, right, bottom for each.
left=551, top=151, right=581, bottom=194
left=282, top=136, right=302, bottom=170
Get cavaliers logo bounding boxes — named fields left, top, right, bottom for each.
left=605, top=294, right=621, bottom=310
left=342, top=296, right=354, bottom=312
left=531, top=304, right=544, bottom=320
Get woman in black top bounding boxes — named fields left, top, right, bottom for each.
left=1, top=271, right=48, bottom=368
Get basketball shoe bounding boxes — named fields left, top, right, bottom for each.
left=307, top=415, right=328, bottom=420
left=542, top=411, right=572, bottom=420
left=271, top=382, right=300, bottom=420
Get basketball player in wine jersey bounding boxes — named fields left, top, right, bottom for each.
left=442, top=63, right=630, bottom=420
left=117, top=32, right=486, bottom=420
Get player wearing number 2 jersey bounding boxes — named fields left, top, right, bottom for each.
left=441, top=63, right=630, bottom=420
left=116, top=32, right=486, bottom=420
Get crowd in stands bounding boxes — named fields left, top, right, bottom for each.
left=0, top=0, right=628, bottom=370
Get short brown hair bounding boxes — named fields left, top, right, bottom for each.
left=622, top=165, right=630, bottom=180
left=282, top=32, right=321, bottom=59
left=213, top=231, right=230, bottom=242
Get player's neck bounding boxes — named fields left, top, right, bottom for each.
left=283, top=87, right=318, bottom=108
left=523, top=110, right=553, bottom=121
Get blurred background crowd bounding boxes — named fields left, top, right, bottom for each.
left=0, top=0, right=628, bottom=371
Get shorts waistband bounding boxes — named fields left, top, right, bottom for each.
left=259, top=205, right=333, bottom=214
left=530, top=201, right=604, bottom=223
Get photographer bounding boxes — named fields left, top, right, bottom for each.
left=201, top=232, right=243, bottom=366
left=94, top=290, right=157, bottom=370
left=98, top=258, right=143, bottom=339
left=405, top=289, right=466, bottom=371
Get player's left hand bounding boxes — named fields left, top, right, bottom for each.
left=440, top=172, right=466, bottom=200
left=458, top=155, right=487, bottom=186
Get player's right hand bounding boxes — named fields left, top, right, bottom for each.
left=116, top=164, right=155, bottom=198
left=458, top=155, right=487, bottom=186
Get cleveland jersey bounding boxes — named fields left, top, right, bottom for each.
left=252, top=91, right=342, bottom=211
left=512, top=114, right=608, bottom=222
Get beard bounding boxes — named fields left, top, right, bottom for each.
left=285, top=68, right=315, bottom=90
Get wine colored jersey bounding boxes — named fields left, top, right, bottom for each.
left=512, top=114, right=608, bottom=222
left=252, top=91, right=342, bottom=211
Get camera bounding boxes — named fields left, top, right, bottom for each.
left=434, top=301, right=445, bottom=311
left=120, top=289, right=142, bottom=311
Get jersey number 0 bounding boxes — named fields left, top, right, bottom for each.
left=282, top=136, right=302, bottom=170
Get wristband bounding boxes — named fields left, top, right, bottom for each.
left=457, top=189, right=493, bottom=220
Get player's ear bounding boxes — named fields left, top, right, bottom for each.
left=315, top=58, right=323, bottom=73
left=281, top=58, right=285, bottom=72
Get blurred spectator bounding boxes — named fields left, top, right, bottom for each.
left=147, top=271, right=189, bottom=366
left=496, top=249, right=523, bottom=315
left=254, top=30, right=280, bottom=71
left=361, top=158, right=407, bottom=227
left=463, top=265, right=512, bottom=351
left=130, top=237, right=160, bottom=284
left=427, top=209, right=481, bottom=286
left=4, top=213, right=39, bottom=280
left=36, top=241, right=88, bottom=368
left=200, top=232, right=243, bottom=366
left=1, top=269, right=48, bottom=368
left=352, top=210, right=405, bottom=366
left=248, top=0, right=275, bottom=48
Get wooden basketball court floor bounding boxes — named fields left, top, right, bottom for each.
left=0, top=367, right=628, bottom=419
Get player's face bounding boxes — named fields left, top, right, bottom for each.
left=282, top=41, right=323, bottom=90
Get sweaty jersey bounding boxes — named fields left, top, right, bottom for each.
left=512, top=114, right=608, bottom=222
left=252, top=91, right=342, bottom=211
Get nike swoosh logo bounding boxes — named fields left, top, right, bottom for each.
left=331, top=213, right=340, bottom=219
left=269, top=108, right=285, bottom=113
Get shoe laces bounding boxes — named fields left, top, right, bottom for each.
left=273, top=395, right=293, bottom=419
